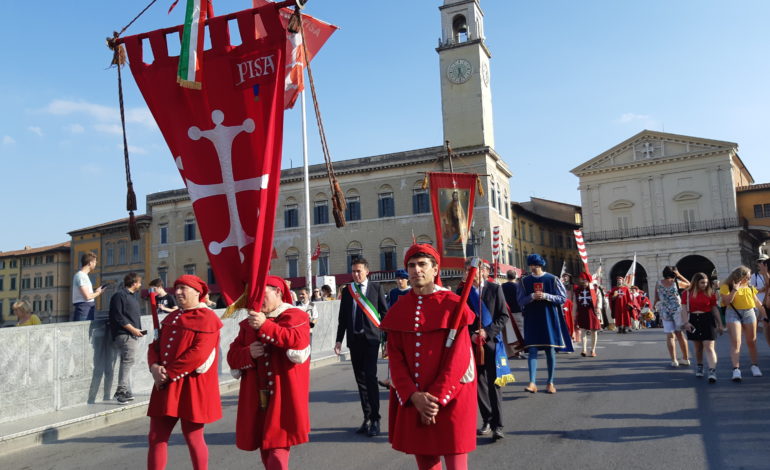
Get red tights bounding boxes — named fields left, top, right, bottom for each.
left=414, top=453, right=468, bottom=470
left=260, top=447, right=290, bottom=470
left=148, top=416, right=208, bottom=470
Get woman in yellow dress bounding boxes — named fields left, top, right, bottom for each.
left=14, top=300, right=42, bottom=326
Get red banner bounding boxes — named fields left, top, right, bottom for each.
left=428, top=172, right=477, bottom=269
left=253, top=0, right=338, bottom=109
left=122, top=5, right=287, bottom=308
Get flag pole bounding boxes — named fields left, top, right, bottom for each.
left=301, top=88, right=313, bottom=291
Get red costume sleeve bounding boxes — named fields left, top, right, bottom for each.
left=165, top=330, right=219, bottom=381
left=386, top=332, right=418, bottom=407
left=148, top=341, right=160, bottom=366
left=256, top=308, right=311, bottom=350
left=227, top=323, right=258, bottom=370
left=427, top=307, right=475, bottom=407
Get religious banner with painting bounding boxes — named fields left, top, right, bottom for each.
left=120, top=4, right=286, bottom=309
left=427, top=172, right=478, bottom=269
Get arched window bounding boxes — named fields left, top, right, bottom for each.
left=452, top=14, right=468, bottom=43
left=345, top=188, right=361, bottom=221
left=105, top=242, right=115, bottom=266
left=412, top=180, right=430, bottom=214
left=117, top=240, right=128, bottom=264
left=285, top=247, right=300, bottom=278
left=316, top=244, right=330, bottom=276
left=346, top=241, right=363, bottom=273
left=416, top=235, right=433, bottom=245
left=378, top=185, right=395, bottom=218
left=380, top=238, right=397, bottom=272
left=284, top=196, right=299, bottom=228
left=313, top=192, right=329, bottom=225
left=490, top=181, right=497, bottom=210
left=184, top=212, right=196, bottom=241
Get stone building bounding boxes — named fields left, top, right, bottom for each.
left=0, top=242, right=71, bottom=324
left=68, top=216, right=153, bottom=313
left=511, top=198, right=583, bottom=275
left=571, top=129, right=765, bottom=291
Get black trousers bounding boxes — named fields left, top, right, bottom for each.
left=349, top=333, right=381, bottom=422
left=477, top=341, right=503, bottom=428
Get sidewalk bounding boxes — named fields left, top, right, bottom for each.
left=0, top=352, right=347, bottom=456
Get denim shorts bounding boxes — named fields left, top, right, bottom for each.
left=725, top=307, right=756, bottom=325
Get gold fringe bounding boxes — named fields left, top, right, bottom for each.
left=177, top=76, right=203, bottom=90
left=495, top=373, right=516, bottom=387
left=221, top=284, right=249, bottom=319
left=421, top=173, right=429, bottom=190
left=477, top=176, right=484, bottom=196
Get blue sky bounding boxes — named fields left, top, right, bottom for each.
left=1, top=0, right=769, bottom=250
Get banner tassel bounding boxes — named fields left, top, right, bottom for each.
left=221, top=284, right=250, bottom=319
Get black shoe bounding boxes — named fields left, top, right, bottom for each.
left=355, top=420, right=370, bottom=434
left=123, top=391, right=135, bottom=402
left=492, top=428, right=505, bottom=441
left=477, top=423, right=491, bottom=435
left=115, top=391, right=130, bottom=404
left=367, top=420, right=380, bottom=437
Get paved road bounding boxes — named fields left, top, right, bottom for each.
left=7, top=328, right=770, bottom=470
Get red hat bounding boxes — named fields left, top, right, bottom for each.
left=403, top=243, right=442, bottom=286
left=265, top=275, right=293, bottom=304
left=578, top=272, right=592, bottom=282
left=173, top=275, right=209, bottom=301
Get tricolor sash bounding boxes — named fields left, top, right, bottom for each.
left=349, top=284, right=381, bottom=328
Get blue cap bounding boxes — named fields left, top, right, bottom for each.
left=526, top=253, right=546, bottom=267
left=395, top=269, right=409, bottom=279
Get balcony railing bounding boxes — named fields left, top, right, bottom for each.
left=584, top=217, right=741, bottom=242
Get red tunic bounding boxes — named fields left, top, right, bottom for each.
left=227, top=305, right=311, bottom=451
left=380, top=289, right=477, bottom=456
left=562, top=298, right=575, bottom=336
left=147, top=306, right=223, bottom=423
left=575, top=287, right=601, bottom=330
left=610, top=286, right=632, bottom=327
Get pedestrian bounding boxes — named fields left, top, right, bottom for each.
left=311, top=288, right=323, bottom=302
left=720, top=266, right=768, bottom=381
left=72, top=252, right=104, bottom=321
left=388, top=269, right=411, bottom=308
left=459, top=258, right=510, bottom=441
left=561, top=272, right=577, bottom=344
left=149, top=278, right=178, bottom=315
left=380, top=243, right=477, bottom=470
left=108, top=272, right=144, bottom=403
left=610, top=276, right=632, bottom=333
left=334, top=257, right=388, bottom=437
left=751, top=257, right=770, bottom=347
left=574, top=273, right=601, bottom=357
left=517, top=254, right=572, bottom=394
left=655, top=266, right=690, bottom=367
left=501, top=270, right=524, bottom=358
left=227, top=275, right=311, bottom=469
left=320, top=284, right=334, bottom=301
left=296, top=287, right=318, bottom=340
left=147, top=274, right=223, bottom=470
left=681, top=272, right=724, bottom=383
left=13, top=300, right=41, bottom=326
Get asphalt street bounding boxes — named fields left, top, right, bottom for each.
left=6, top=328, right=770, bottom=470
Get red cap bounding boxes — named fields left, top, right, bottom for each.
left=173, top=275, right=209, bottom=301
left=265, top=275, right=293, bottom=304
left=579, top=272, right=592, bottom=282
left=403, top=243, right=442, bottom=286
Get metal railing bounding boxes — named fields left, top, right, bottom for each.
left=584, top=217, right=741, bottom=242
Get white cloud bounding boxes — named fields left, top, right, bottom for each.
left=64, top=123, right=85, bottom=134
left=42, top=99, right=156, bottom=129
left=27, top=126, right=43, bottom=136
left=93, top=123, right=123, bottom=135
left=618, top=113, right=651, bottom=123
left=126, top=144, right=148, bottom=155
left=2, top=135, right=15, bottom=145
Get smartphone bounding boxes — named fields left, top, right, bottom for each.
left=140, top=330, right=148, bottom=335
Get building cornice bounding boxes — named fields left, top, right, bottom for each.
left=574, top=148, right=732, bottom=178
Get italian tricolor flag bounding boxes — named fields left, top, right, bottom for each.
left=177, top=0, right=209, bottom=89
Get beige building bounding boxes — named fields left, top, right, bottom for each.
left=571, top=130, right=762, bottom=291
left=68, top=216, right=153, bottom=313
left=0, top=252, right=21, bottom=325
left=8, top=242, right=72, bottom=324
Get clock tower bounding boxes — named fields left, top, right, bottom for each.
left=437, top=0, right=494, bottom=149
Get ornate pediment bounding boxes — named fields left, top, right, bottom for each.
left=673, top=191, right=702, bottom=202
left=571, top=130, right=737, bottom=176
left=608, top=199, right=634, bottom=210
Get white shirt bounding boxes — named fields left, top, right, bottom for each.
left=750, top=273, right=766, bottom=303
left=72, top=271, right=94, bottom=304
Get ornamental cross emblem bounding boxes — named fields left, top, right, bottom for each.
left=579, top=289, right=592, bottom=306
left=182, top=110, right=269, bottom=261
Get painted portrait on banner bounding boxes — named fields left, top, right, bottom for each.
left=439, top=188, right=471, bottom=258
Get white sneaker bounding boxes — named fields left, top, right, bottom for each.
left=708, top=369, right=717, bottom=383
left=680, top=359, right=691, bottom=366
left=751, top=365, right=762, bottom=377
left=670, top=360, right=679, bottom=367
left=732, top=368, right=742, bottom=382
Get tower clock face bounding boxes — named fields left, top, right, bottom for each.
left=446, top=59, right=472, bottom=84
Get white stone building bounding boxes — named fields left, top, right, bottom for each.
left=571, top=130, right=758, bottom=291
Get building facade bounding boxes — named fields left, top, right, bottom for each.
left=572, top=130, right=762, bottom=292
left=68, top=216, right=153, bottom=313
left=0, top=252, right=21, bottom=325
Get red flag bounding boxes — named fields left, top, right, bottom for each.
left=427, top=172, right=478, bottom=269
left=271, top=247, right=278, bottom=260
left=253, top=0, right=338, bottom=109
left=311, top=240, right=321, bottom=261
left=122, top=4, right=287, bottom=308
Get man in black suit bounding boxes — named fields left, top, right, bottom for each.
left=462, top=259, right=509, bottom=441
left=334, top=258, right=388, bottom=437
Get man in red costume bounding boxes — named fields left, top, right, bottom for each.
left=228, top=275, right=311, bottom=470
left=610, top=275, right=633, bottom=333
left=147, top=275, right=224, bottom=470
left=380, top=244, right=477, bottom=470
